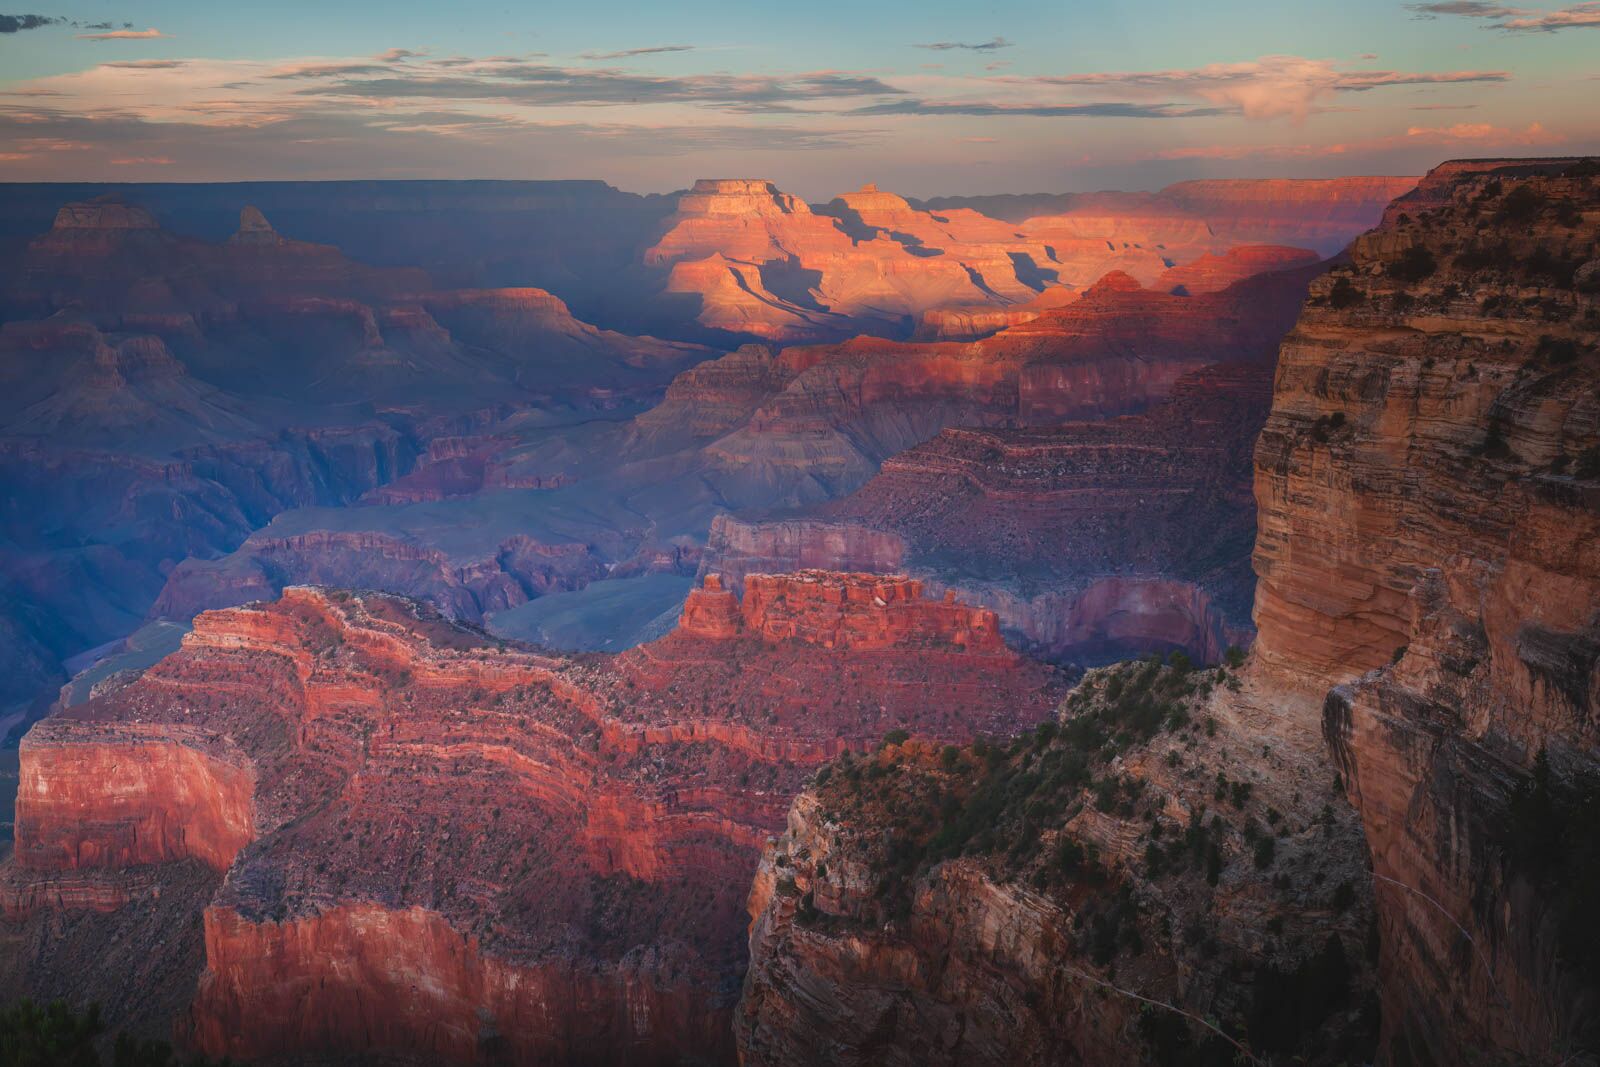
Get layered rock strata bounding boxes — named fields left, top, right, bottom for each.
left=2, top=577, right=1066, bottom=1062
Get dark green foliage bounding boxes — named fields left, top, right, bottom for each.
left=1223, top=645, right=1245, bottom=669
left=0, top=1000, right=226, bottom=1067
left=1328, top=276, right=1362, bottom=309
left=1504, top=748, right=1600, bottom=982
left=1454, top=241, right=1516, bottom=273
left=1332, top=880, right=1357, bottom=911
left=1535, top=335, right=1580, bottom=365
left=881, top=728, right=910, bottom=748
left=1309, top=411, right=1346, bottom=444
left=1247, top=935, right=1352, bottom=1055
left=1252, top=835, right=1277, bottom=869
left=1498, top=184, right=1544, bottom=224
left=1081, top=885, right=1142, bottom=965
left=1136, top=1003, right=1253, bottom=1067
left=1388, top=243, right=1437, bottom=283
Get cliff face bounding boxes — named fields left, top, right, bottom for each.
left=738, top=660, right=1380, bottom=1066
left=0, top=199, right=711, bottom=723
left=645, top=177, right=1369, bottom=343
left=737, top=159, right=1600, bottom=1066
left=2, top=579, right=1066, bottom=1062
left=702, top=362, right=1273, bottom=665
left=1253, top=159, right=1600, bottom=1063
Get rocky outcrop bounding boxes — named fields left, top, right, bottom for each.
left=1252, top=159, right=1600, bottom=1063
left=910, top=285, right=1077, bottom=341
left=676, top=265, right=1315, bottom=512
left=3, top=581, right=1066, bottom=1060
left=12, top=722, right=254, bottom=876
left=703, top=362, right=1274, bottom=664
left=739, top=660, right=1380, bottom=1066
left=152, top=529, right=612, bottom=623
left=1155, top=244, right=1320, bottom=295
left=646, top=178, right=1354, bottom=343
left=737, top=160, right=1600, bottom=1066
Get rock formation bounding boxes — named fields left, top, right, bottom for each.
left=646, top=178, right=1382, bottom=343
left=700, top=361, right=1274, bottom=665
left=1, top=579, right=1066, bottom=1061
left=737, top=158, right=1600, bottom=1067
left=1154, top=244, right=1320, bottom=295
left=0, top=199, right=712, bottom=725
left=1252, top=158, right=1600, bottom=1063
left=738, top=657, right=1380, bottom=1066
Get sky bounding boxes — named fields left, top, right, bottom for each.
left=0, top=0, right=1596, bottom=196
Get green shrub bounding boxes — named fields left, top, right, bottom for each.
left=1387, top=244, right=1437, bottom=283
left=1328, top=277, right=1362, bottom=309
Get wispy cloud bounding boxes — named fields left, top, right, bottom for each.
left=1150, top=119, right=1562, bottom=160
left=579, top=44, right=695, bottom=60
left=1011, top=55, right=1509, bottom=120
left=1497, top=1, right=1600, bottom=29
left=294, top=61, right=905, bottom=111
left=1407, top=0, right=1600, bottom=29
left=852, top=98, right=1218, bottom=118
left=76, top=27, right=169, bottom=40
left=1406, top=1, right=1526, bottom=16
left=916, top=36, right=1012, bottom=52
left=0, top=13, right=62, bottom=33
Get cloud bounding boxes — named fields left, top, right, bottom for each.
left=1406, top=1, right=1525, bottom=16
left=1014, top=55, right=1508, bottom=120
left=916, top=37, right=1012, bottom=52
left=1407, top=0, right=1600, bottom=29
left=296, top=62, right=905, bottom=111
left=76, top=27, right=169, bottom=40
left=579, top=44, right=695, bottom=60
left=377, top=48, right=422, bottom=62
left=101, top=59, right=187, bottom=69
left=851, top=98, right=1218, bottom=118
left=1149, top=119, right=1563, bottom=160
left=1404, top=119, right=1563, bottom=142
left=1496, top=1, right=1600, bottom=29
left=0, top=13, right=62, bottom=33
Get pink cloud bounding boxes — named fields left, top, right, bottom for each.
left=75, top=28, right=169, bottom=41
left=1014, top=55, right=1509, bottom=122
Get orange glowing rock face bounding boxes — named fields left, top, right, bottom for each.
left=644, top=176, right=1406, bottom=343
left=2, top=579, right=1065, bottom=1063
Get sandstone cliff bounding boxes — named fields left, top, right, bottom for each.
left=738, top=157, right=1600, bottom=1066
left=701, top=362, right=1273, bottom=665
left=738, top=658, right=1379, bottom=1065
left=2, top=578, right=1066, bottom=1062
left=1252, top=158, right=1600, bottom=1063
left=645, top=178, right=1374, bottom=343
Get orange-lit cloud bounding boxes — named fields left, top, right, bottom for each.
left=76, top=28, right=170, bottom=41
left=1013, top=55, right=1509, bottom=121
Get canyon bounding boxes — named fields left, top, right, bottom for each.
left=0, top=576, right=1066, bottom=1061
left=0, top=176, right=1391, bottom=730
left=9, top=161, right=1592, bottom=1067
left=644, top=177, right=1398, bottom=344
left=738, top=158, right=1600, bottom=1065
left=701, top=360, right=1270, bottom=663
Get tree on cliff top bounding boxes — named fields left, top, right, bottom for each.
left=0, top=998, right=230, bottom=1067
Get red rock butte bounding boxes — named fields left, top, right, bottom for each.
left=681, top=571, right=1008, bottom=655
left=1, top=577, right=1065, bottom=1064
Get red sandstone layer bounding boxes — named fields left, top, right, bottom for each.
left=4, top=578, right=1065, bottom=1063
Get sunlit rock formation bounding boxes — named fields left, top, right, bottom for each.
left=1, top=578, right=1066, bottom=1061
